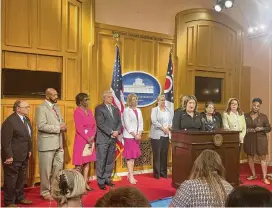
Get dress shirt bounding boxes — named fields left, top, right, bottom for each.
left=17, top=113, right=31, bottom=136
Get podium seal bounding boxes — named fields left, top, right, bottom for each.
left=213, top=134, right=223, bottom=146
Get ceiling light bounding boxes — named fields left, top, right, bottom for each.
left=225, top=0, right=234, bottom=8
left=260, top=24, right=266, bottom=30
left=248, top=27, right=254, bottom=33
left=214, top=4, right=223, bottom=12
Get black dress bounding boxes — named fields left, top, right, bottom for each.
left=200, top=112, right=221, bottom=131
left=173, top=109, right=204, bottom=131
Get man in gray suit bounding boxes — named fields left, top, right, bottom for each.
left=36, top=88, right=67, bottom=200
left=95, top=91, right=122, bottom=190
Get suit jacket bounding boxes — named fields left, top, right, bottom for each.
left=1, top=113, right=32, bottom=161
left=123, top=107, right=144, bottom=139
left=222, top=111, right=246, bottom=143
left=36, top=101, right=64, bottom=151
left=149, top=106, right=173, bottom=140
left=95, top=103, right=122, bottom=144
left=172, top=108, right=204, bottom=131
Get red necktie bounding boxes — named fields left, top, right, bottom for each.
left=52, top=105, right=60, bottom=120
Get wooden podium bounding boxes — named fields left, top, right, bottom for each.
left=171, top=129, right=240, bottom=188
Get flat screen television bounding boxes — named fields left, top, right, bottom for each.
left=195, top=76, right=222, bottom=103
left=1, top=69, right=62, bottom=98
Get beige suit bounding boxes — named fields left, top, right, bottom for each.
left=36, top=101, right=64, bottom=197
left=222, top=111, right=246, bottom=143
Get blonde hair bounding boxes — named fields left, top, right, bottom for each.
left=225, top=98, right=243, bottom=115
left=189, top=150, right=227, bottom=205
left=157, top=94, right=165, bottom=102
left=180, top=95, right=187, bottom=110
left=126, top=93, right=138, bottom=107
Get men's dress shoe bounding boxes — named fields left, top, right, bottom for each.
left=16, top=199, right=33, bottom=204
left=43, top=194, right=54, bottom=201
left=6, top=204, right=17, bottom=207
left=98, top=184, right=107, bottom=190
left=154, top=175, right=160, bottom=179
left=161, top=175, right=168, bottom=179
left=105, top=182, right=115, bottom=187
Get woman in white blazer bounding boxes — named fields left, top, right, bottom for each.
left=123, top=94, right=143, bottom=184
left=149, top=95, right=173, bottom=179
left=222, top=98, right=246, bottom=183
left=222, top=98, right=246, bottom=144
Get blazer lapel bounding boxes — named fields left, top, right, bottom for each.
left=14, top=113, right=31, bottom=138
left=44, top=101, right=60, bottom=121
left=104, top=104, right=114, bottom=120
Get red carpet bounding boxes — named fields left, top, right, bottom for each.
left=2, top=163, right=272, bottom=207
left=1, top=173, right=176, bottom=207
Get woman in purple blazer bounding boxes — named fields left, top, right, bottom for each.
left=73, top=93, right=96, bottom=191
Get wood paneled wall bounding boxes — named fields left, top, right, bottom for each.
left=1, top=4, right=249, bottom=186
left=1, top=0, right=94, bottom=186
left=175, top=9, right=246, bottom=112
left=92, top=24, right=174, bottom=172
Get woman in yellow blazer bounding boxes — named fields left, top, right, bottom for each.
left=222, top=98, right=246, bottom=184
left=222, top=98, right=246, bottom=144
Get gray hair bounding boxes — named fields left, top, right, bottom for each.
left=103, top=90, right=112, bottom=99
left=13, top=100, right=22, bottom=112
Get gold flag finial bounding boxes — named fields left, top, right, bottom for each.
left=113, top=33, right=120, bottom=45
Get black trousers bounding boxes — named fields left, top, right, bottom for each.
left=96, top=139, right=116, bottom=185
left=151, top=137, right=169, bottom=178
left=3, top=158, right=28, bottom=206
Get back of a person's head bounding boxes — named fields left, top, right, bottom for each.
left=226, top=185, right=272, bottom=207
left=189, top=149, right=225, bottom=179
left=95, top=186, right=150, bottom=207
left=52, top=169, right=86, bottom=206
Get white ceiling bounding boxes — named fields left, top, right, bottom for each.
left=95, top=0, right=272, bottom=34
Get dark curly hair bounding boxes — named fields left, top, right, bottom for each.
left=252, top=98, right=262, bottom=104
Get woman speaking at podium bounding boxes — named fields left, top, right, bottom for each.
left=172, top=95, right=204, bottom=131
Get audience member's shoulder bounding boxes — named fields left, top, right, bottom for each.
left=222, top=179, right=233, bottom=193
left=180, top=179, right=201, bottom=187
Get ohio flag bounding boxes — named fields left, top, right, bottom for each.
left=110, top=45, right=125, bottom=161
left=164, top=51, right=174, bottom=114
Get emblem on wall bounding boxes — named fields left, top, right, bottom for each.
left=122, top=71, right=161, bottom=107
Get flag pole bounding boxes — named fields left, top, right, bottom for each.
left=111, top=33, right=122, bottom=182
left=167, top=44, right=174, bottom=176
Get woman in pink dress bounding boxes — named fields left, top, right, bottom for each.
left=123, top=94, right=143, bottom=184
left=73, top=93, right=96, bottom=191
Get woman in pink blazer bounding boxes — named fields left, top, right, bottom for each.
left=73, top=93, right=96, bottom=191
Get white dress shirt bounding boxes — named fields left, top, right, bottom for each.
left=17, top=113, right=31, bottom=136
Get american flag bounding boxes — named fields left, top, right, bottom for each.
left=110, top=45, right=125, bottom=161
left=164, top=51, right=174, bottom=114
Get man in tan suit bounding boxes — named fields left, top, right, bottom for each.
left=36, top=88, right=67, bottom=200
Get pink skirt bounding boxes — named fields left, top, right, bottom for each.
left=122, top=138, right=142, bottom=159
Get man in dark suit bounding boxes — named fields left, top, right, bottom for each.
left=95, top=90, right=122, bottom=190
left=1, top=100, right=33, bottom=207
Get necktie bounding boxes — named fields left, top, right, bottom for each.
left=52, top=105, right=60, bottom=120
left=23, top=117, right=31, bottom=136
left=108, top=105, right=113, bottom=117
